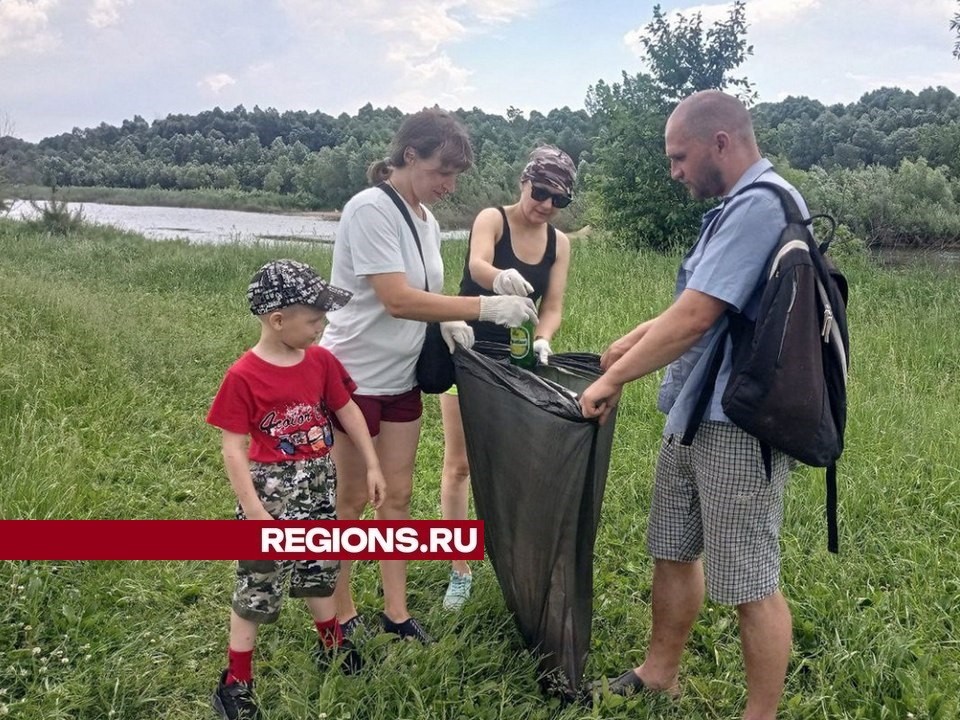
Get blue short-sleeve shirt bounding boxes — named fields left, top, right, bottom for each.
left=658, top=159, right=811, bottom=435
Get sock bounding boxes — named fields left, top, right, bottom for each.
left=315, top=617, right=343, bottom=649
left=226, top=647, right=254, bottom=684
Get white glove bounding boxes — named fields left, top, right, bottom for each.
left=533, top=337, right=552, bottom=365
left=478, top=295, right=539, bottom=327
left=492, top=268, right=533, bottom=296
left=439, top=320, right=475, bottom=353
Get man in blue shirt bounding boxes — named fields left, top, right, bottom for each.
left=580, top=90, right=801, bottom=720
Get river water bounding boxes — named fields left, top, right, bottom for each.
left=8, top=200, right=472, bottom=245
left=869, top=246, right=960, bottom=267
left=9, top=200, right=954, bottom=264
left=9, top=200, right=340, bottom=245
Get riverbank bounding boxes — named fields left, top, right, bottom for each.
left=1, top=218, right=958, bottom=719
left=8, top=185, right=593, bottom=233
left=7, top=199, right=341, bottom=245
left=11, top=184, right=341, bottom=219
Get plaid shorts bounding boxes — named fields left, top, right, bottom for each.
left=232, top=456, right=340, bottom=624
left=647, top=422, right=791, bottom=605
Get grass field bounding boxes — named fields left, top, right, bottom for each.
left=1, top=218, right=958, bottom=719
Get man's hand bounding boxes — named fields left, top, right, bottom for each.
left=579, top=376, right=623, bottom=425
left=439, top=320, right=475, bottom=352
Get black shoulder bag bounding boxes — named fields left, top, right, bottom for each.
left=376, top=182, right=455, bottom=394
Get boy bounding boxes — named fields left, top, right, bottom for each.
left=207, top=259, right=386, bottom=720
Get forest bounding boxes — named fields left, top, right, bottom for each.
left=2, top=2, right=959, bottom=250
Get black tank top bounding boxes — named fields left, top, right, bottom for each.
left=459, top=207, right=557, bottom=344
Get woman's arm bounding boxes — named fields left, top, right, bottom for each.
left=534, top=230, right=571, bottom=342
left=367, top=273, right=482, bottom=322
left=465, top=207, right=506, bottom=291
left=367, top=273, right=537, bottom=327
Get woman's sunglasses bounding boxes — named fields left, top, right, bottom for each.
left=530, top=185, right=572, bottom=209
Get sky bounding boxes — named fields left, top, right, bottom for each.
left=1, top=0, right=959, bottom=142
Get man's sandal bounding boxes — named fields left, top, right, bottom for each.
left=601, top=669, right=649, bottom=697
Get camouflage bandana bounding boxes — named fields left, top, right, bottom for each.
left=519, top=145, right=577, bottom=197
left=247, top=259, right=352, bottom=316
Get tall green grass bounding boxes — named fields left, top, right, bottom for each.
left=1, top=219, right=958, bottom=719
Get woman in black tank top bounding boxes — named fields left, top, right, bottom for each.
left=438, top=145, right=577, bottom=609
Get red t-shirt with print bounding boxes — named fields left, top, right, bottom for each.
left=207, top=345, right=356, bottom=463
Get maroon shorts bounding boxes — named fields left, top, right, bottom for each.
left=331, top=388, right=423, bottom=438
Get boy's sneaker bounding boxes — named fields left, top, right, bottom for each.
left=316, top=638, right=364, bottom=676
left=442, top=570, right=473, bottom=611
left=339, top=614, right=365, bottom=641
left=212, top=669, right=260, bottom=720
left=380, top=613, right=434, bottom=644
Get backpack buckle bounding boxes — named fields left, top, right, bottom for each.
left=822, top=308, right=834, bottom=342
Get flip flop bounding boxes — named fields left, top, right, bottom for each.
left=592, top=669, right=648, bottom=697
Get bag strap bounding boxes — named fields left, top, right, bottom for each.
left=377, top=181, right=429, bottom=293
left=729, top=180, right=839, bottom=254
left=680, top=329, right=725, bottom=446
left=727, top=180, right=804, bottom=223
left=826, top=463, right=838, bottom=553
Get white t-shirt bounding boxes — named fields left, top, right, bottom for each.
left=320, top=186, right=445, bottom=395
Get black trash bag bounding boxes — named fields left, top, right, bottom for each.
left=452, top=345, right=618, bottom=700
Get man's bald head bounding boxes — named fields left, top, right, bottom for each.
left=669, top=90, right=757, bottom=148
left=665, top=90, right=761, bottom=199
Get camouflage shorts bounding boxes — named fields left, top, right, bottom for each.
left=232, top=456, right=340, bottom=624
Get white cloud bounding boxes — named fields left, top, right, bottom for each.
left=87, top=0, right=131, bottom=29
left=624, top=0, right=822, bottom=57
left=370, top=2, right=468, bottom=51
left=273, top=0, right=537, bottom=109
left=749, top=0, right=820, bottom=25
left=467, top=0, right=538, bottom=24
left=390, top=52, right=474, bottom=109
left=0, top=0, right=61, bottom=57
left=199, top=73, right=237, bottom=94
left=846, top=69, right=960, bottom=97
left=279, top=0, right=536, bottom=49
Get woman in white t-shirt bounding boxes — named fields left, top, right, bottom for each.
left=320, top=108, right=537, bottom=644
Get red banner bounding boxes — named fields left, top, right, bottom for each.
left=0, top=520, right=485, bottom=560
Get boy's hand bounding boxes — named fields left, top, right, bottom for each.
left=245, top=504, right=274, bottom=522
left=367, top=468, right=386, bottom=509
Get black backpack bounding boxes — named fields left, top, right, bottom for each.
left=682, top=181, right=850, bottom=553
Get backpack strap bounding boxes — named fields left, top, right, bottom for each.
left=826, top=463, right=838, bottom=553
left=727, top=180, right=804, bottom=224
left=681, top=179, right=804, bottom=446
left=377, top=182, right=429, bottom=293
left=680, top=329, right=725, bottom=446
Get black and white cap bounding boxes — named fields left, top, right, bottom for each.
left=247, top=259, right=352, bottom=316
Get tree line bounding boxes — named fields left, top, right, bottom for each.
left=3, top=2, right=959, bottom=249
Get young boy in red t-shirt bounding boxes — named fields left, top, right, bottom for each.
left=207, top=259, right=385, bottom=720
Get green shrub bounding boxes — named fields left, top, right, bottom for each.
left=25, top=191, right=86, bottom=235
left=824, top=222, right=868, bottom=264
left=786, top=159, right=960, bottom=248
